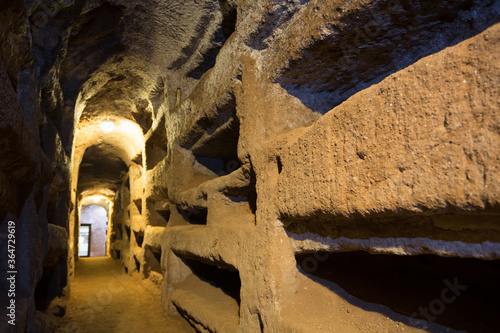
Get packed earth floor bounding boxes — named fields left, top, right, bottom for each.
left=54, top=258, right=194, bottom=333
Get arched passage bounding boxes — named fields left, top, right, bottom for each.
left=1, top=1, right=499, bottom=332
left=78, top=205, right=108, bottom=257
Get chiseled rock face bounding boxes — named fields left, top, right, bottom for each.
left=0, top=1, right=71, bottom=331
left=275, top=24, right=500, bottom=224
left=28, top=0, right=233, bottom=150
left=111, top=2, right=499, bottom=332
left=1, top=0, right=499, bottom=332
left=44, top=224, right=69, bottom=268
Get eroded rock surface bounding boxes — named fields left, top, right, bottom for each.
left=0, top=0, right=499, bottom=332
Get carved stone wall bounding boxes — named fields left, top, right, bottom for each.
left=0, top=0, right=499, bottom=332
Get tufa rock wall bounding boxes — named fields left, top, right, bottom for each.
left=110, top=2, right=500, bottom=333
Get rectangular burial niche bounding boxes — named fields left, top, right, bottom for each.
left=177, top=205, right=208, bottom=225
left=187, top=94, right=241, bottom=177
left=146, top=199, right=170, bottom=227
left=146, top=143, right=167, bottom=170
left=295, top=251, right=500, bottom=333
left=171, top=253, right=241, bottom=331
left=182, top=257, right=241, bottom=305
left=133, top=230, right=144, bottom=248
left=273, top=0, right=496, bottom=114
left=145, top=116, right=168, bottom=170
left=192, top=117, right=241, bottom=177
left=145, top=245, right=162, bottom=274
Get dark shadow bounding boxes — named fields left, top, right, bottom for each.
left=276, top=0, right=500, bottom=113
left=133, top=230, right=144, bottom=248
left=296, top=251, right=500, bottom=332
left=178, top=206, right=208, bottom=225
left=246, top=0, right=311, bottom=50
left=182, top=257, right=241, bottom=304
left=145, top=245, right=162, bottom=274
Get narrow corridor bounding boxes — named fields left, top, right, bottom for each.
left=1, top=1, right=499, bottom=332
left=55, top=258, right=194, bottom=333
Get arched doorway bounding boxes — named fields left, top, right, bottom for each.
left=78, top=205, right=109, bottom=257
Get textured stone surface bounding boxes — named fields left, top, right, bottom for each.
left=0, top=59, right=47, bottom=183
left=1, top=0, right=499, bottom=332
left=0, top=2, right=71, bottom=331
left=44, top=224, right=69, bottom=267
left=276, top=24, right=500, bottom=225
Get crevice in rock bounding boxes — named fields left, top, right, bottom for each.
left=133, top=255, right=141, bottom=273
left=124, top=225, right=131, bottom=241
left=220, top=0, right=237, bottom=39
left=145, top=245, right=162, bottom=274
left=133, top=230, right=144, bottom=248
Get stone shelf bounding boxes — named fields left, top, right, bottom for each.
left=167, top=224, right=254, bottom=270
left=190, top=116, right=239, bottom=159
left=175, top=166, right=251, bottom=210
left=171, top=269, right=239, bottom=333
left=288, top=232, right=500, bottom=260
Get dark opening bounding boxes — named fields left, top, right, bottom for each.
left=178, top=206, right=208, bottom=225
left=296, top=251, right=500, bottom=332
left=195, top=156, right=226, bottom=174
left=133, top=199, right=142, bottom=214
left=145, top=245, right=162, bottom=274
left=134, top=255, right=141, bottom=273
left=124, top=225, right=131, bottom=241
left=145, top=117, right=168, bottom=170
left=34, top=264, right=65, bottom=312
left=157, top=209, right=171, bottom=225
left=183, top=257, right=241, bottom=304
left=220, top=0, right=237, bottom=39
left=247, top=166, right=258, bottom=216
left=147, top=200, right=170, bottom=227
left=276, top=155, right=283, bottom=174
left=134, top=230, right=144, bottom=248
left=146, top=143, right=167, bottom=170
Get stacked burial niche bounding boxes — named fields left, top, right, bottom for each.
left=2, top=0, right=496, bottom=332
left=105, top=0, right=500, bottom=331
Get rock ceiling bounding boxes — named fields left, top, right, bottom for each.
left=20, top=0, right=236, bottom=196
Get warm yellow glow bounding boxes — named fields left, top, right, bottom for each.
left=78, top=193, right=115, bottom=257
left=100, top=120, right=115, bottom=132
left=81, top=195, right=111, bottom=207
left=72, top=116, right=145, bottom=261
left=74, top=118, right=144, bottom=165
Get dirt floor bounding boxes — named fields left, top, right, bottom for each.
left=55, top=257, right=194, bottom=333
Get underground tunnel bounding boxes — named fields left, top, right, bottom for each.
left=0, top=0, right=500, bottom=332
